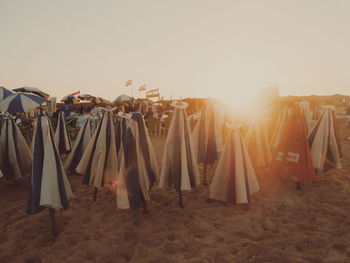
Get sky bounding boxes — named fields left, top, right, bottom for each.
left=1, top=0, right=350, bottom=101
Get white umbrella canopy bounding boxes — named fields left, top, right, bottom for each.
left=115, top=94, right=133, bottom=103
left=13, top=87, right=49, bottom=99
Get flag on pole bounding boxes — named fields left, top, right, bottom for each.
left=138, top=85, right=146, bottom=92
left=146, top=88, right=159, bottom=94
left=146, top=88, right=160, bottom=100
left=125, top=80, right=133, bottom=87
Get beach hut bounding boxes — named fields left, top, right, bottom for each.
left=273, top=106, right=316, bottom=186
left=308, top=107, right=342, bottom=172
left=64, top=118, right=92, bottom=173
left=209, top=124, right=260, bottom=204
left=117, top=112, right=159, bottom=212
left=26, top=111, right=73, bottom=235
left=192, top=101, right=220, bottom=185
left=0, top=114, right=32, bottom=180
left=159, top=100, right=200, bottom=207
left=244, top=120, right=272, bottom=169
left=55, top=112, right=72, bottom=155
left=76, top=110, right=119, bottom=200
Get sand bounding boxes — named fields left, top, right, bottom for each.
left=1, top=136, right=350, bottom=263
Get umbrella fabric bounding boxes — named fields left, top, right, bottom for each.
left=54, top=112, right=72, bottom=155
left=64, top=118, right=92, bottom=173
left=272, top=106, right=316, bottom=181
left=308, top=108, right=341, bottom=172
left=0, top=169, right=3, bottom=178
left=115, top=115, right=128, bottom=160
left=0, top=93, right=46, bottom=114
left=192, top=101, right=219, bottom=164
left=26, top=112, right=73, bottom=214
left=78, top=94, right=95, bottom=101
left=244, top=119, right=272, bottom=168
left=76, top=110, right=119, bottom=188
left=115, top=94, right=133, bottom=103
left=159, top=100, right=200, bottom=191
left=299, top=101, right=314, bottom=133
left=117, top=112, right=159, bottom=210
left=270, top=106, right=291, bottom=153
left=0, top=114, right=32, bottom=180
left=13, top=87, right=49, bottom=99
left=0, top=87, right=13, bottom=101
left=210, top=127, right=260, bottom=204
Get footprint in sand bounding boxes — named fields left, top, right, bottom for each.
left=166, top=232, right=176, bottom=241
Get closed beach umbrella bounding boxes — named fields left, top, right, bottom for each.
left=26, top=111, right=73, bottom=236
left=308, top=107, right=341, bottom=172
left=192, top=101, right=220, bottom=185
left=270, top=106, right=291, bottom=153
left=244, top=119, right=272, bottom=169
left=13, top=87, right=49, bottom=99
left=272, top=106, right=316, bottom=186
left=54, top=112, right=72, bottom=155
left=64, top=118, right=92, bottom=173
left=117, top=112, right=159, bottom=211
left=0, top=114, right=32, bottom=179
left=76, top=110, right=119, bottom=192
left=0, top=93, right=46, bottom=114
left=159, top=100, right=200, bottom=207
left=210, top=124, right=260, bottom=204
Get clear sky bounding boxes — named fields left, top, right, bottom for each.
left=1, top=0, right=350, bottom=101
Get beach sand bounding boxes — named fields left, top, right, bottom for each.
left=1, top=136, right=350, bottom=263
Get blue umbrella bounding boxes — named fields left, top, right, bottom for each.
left=0, top=87, right=13, bottom=101
left=0, top=92, right=46, bottom=114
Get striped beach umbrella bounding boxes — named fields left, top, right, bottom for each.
left=54, top=112, right=72, bottom=155
left=13, top=87, right=49, bottom=99
left=26, top=111, right=73, bottom=235
left=0, top=87, right=13, bottom=101
left=210, top=124, right=260, bottom=205
left=64, top=118, right=92, bottom=173
left=159, top=100, right=200, bottom=207
left=0, top=93, right=46, bottom=114
left=117, top=112, right=159, bottom=211
left=0, top=113, right=32, bottom=180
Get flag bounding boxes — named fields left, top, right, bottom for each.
left=68, top=91, right=80, bottom=97
left=125, top=80, right=133, bottom=87
left=138, top=85, right=146, bottom=92
left=146, top=88, right=159, bottom=94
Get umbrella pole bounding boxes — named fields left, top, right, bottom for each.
left=142, top=200, right=149, bottom=214
left=93, top=187, right=98, bottom=202
left=179, top=190, right=184, bottom=208
left=49, top=208, right=58, bottom=236
left=203, top=162, right=207, bottom=186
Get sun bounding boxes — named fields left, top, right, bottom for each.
left=218, top=86, right=268, bottom=121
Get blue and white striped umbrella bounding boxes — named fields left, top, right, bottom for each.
left=0, top=92, right=46, bottom=114
left=0, top=87, right=13, bottom=101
